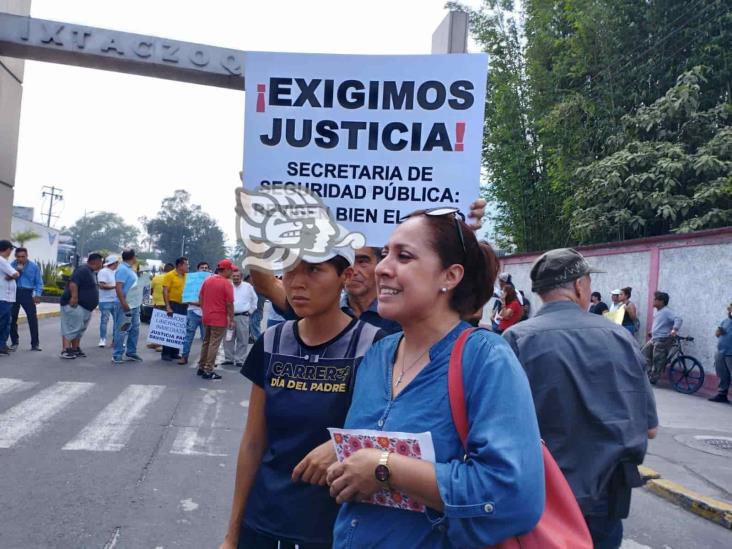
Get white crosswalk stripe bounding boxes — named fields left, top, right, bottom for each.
left=0, top=377, right=240, bottom=455
left=170, top=388, right=229, bottom=456
left=0, top=377, right=38, bottom=396
left=0, top=381, right=94, bottom=448
left=63, top=384, right=166, bottom=452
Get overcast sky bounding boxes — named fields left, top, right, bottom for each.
left=14, top=0, right=486, bottom=245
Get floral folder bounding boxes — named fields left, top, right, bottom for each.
left=328, top=428, right=435, bottom=512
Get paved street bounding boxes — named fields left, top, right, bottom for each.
left=644, top=385, right=732, bottom=506
left=1, top=315, right=731, bottom=548
left=622, top=385, right=732, bottom=548
left=1, top=313, right=250, bottom=548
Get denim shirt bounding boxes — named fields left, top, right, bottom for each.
left=333, top=322, right=544, bottom=549
left=11, top=260, right=43, bottom=296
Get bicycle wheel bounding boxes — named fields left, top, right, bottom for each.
left=668, top=355, right=705, bottom=394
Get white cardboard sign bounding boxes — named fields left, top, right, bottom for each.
left=147, top=308, right=187, bottom=350
left=243, top=52, right=488, bottom=245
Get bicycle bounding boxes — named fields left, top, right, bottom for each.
left=648, top=336, right=705, bottom=394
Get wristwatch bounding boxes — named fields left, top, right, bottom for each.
left=374, top=451, right=391, bottom=488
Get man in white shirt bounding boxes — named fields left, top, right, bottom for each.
left=0, top=240, right=20, bottom=355
left=97, top=254, right=120, bottom=347
left=223, top=268, right=257, bottom=367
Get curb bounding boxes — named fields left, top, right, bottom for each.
left=641, top=465, right=732, bottom=529
left=638, top=465, right=660, bottom=481
left=17, top=311, right=60, bottom=325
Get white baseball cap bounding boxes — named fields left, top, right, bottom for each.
left=104, top=254, right=120, bottom=266
left=611, top=288, right=622, bottom=295
left=300, top=246, right=355, bottom=266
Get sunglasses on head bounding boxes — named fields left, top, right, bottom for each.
left=403, top=207, right=467, bottom=259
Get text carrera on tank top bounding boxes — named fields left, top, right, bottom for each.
left=240, top=318, right=385, bottom=545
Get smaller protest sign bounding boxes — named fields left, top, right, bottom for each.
left=182, top=272, right=211, bottom=303
left=147, top=308, right=187, bottom=350
left=126, top=272, right=151, bottom=310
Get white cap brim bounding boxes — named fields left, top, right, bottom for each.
left=300, top=246, right=355, bottom=266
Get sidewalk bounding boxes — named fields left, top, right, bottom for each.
left=16, top=302, right=60, bottom=324
left=642, top=386, right=732, bottom=529
left=656, top=369, right=723, bottom=399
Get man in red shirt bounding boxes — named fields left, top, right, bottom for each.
left=197, top=259, right=235, bottom=380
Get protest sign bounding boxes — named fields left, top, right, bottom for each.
left=126, top=272, right=150, bottom=310
left=243, top=52, right=488, bottom=245
left=182, top=271, right=211, bottom=303
left=147, top=308, right=187, bottom=350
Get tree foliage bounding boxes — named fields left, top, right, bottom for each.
left=66, top=212, right=139, bottom=256
left=460, top=0, right=732, bottom=250
left=11, top=230, right=40, bottom=247
left=453, top=0, right=567, bottom=251
left=572, top=68, right=732, bottom=241
left=145, top=190, right=226, bottom=267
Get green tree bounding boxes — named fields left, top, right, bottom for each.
left=145, top=190, right=226, bottom=267
left=456, top=0, right=732, bottom=249
left=452, top=1, right=566, bottom=251
left=11, top=230, right=40, bottom=247
left=66, top=212, right=139, bottom=257
left=571, top=67, right=732, bottom=242
left=525, top=0, right=649, bottom=216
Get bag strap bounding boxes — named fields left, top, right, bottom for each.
left=448, top=327, right=479, bottom=451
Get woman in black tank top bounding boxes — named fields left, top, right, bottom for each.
left=218, top=249, right=384, bottom=549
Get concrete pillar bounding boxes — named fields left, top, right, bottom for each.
left=431, top=10, right=469, bottom=54
left=0, top=0, right=30, bottom=238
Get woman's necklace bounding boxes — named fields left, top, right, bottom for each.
left=394, top=342, right=431, bottom=388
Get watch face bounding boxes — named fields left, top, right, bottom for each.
left=375, top=464, right=390, bottom=482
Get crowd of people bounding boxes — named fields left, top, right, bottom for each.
left=212, top=204, right=649, bottom=549
left=0, top=241, right=260, bottom=382
left=91, top=251, right=258, bottom=380
left=1, top=203, right=731, bottom=549
left=486, top=273, right=732, bottom=403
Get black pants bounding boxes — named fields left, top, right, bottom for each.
left=161, top=302, right=187, bottom=358
left=237, top=526, right=330, bottom=549
left=584, top=515, right=623, bottom=549
left=10, top=288, right=39, bottom=347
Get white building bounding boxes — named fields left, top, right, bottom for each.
left=10, top=208, right=61, bottom=264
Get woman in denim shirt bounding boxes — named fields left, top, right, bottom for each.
left=327, top=210, right=545, bottom=548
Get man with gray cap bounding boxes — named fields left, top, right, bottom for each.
left=502, top=248, right=658, bottom=549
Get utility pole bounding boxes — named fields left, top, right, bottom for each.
left=41, top=186, right=63, bottom=227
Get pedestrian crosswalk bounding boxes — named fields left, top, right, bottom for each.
left=171, top=388, right=228, bottom=456
left=0, top=377, right=37, bottom=396
left=63, top=384, right=166, bottom=452
left=0, top=377, right=244, bottom=455
left=0, top=381, right=94, bottom=448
